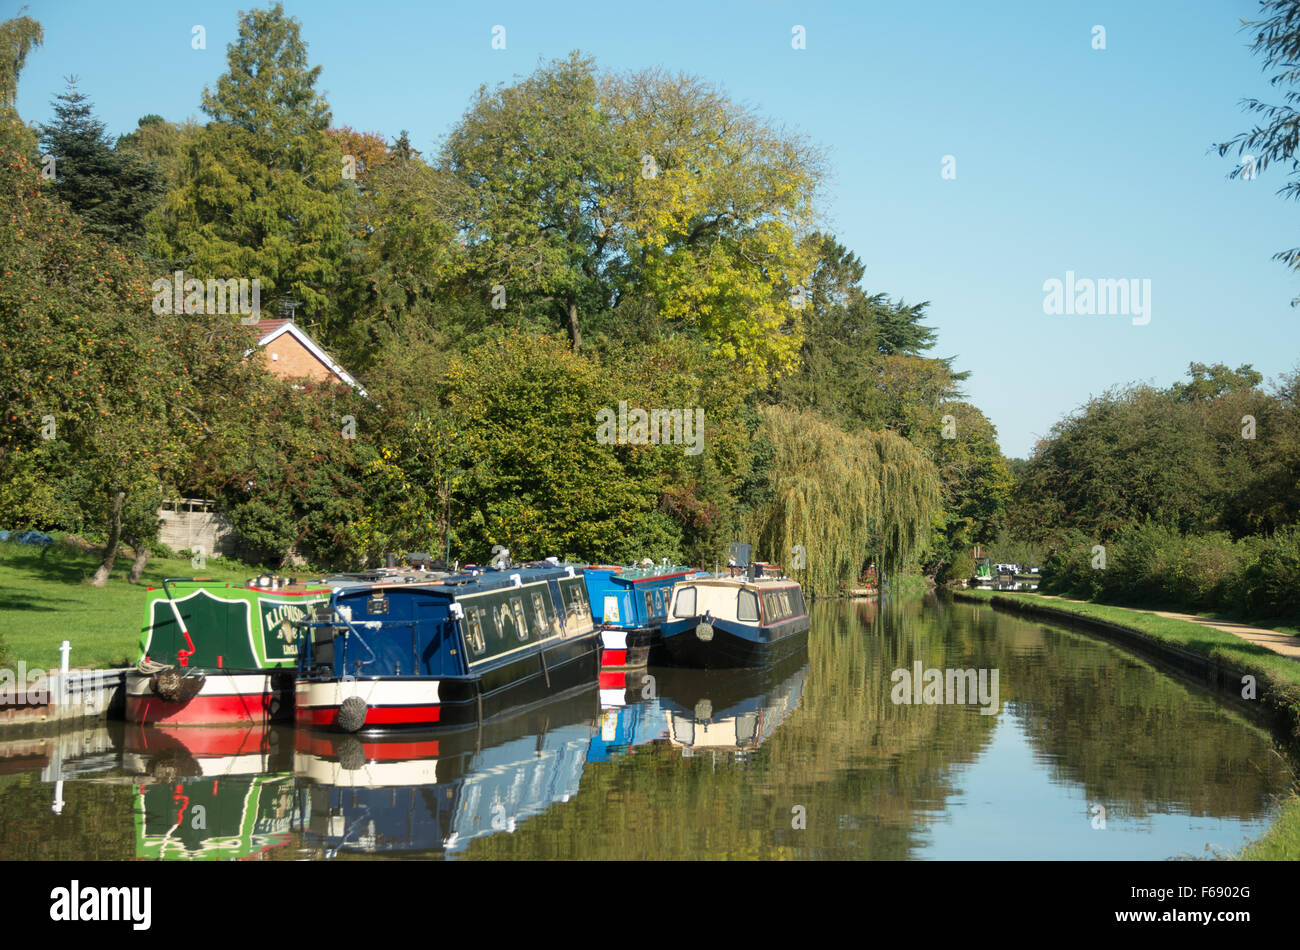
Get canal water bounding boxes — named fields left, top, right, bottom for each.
left=0, top=595, right=1293, bottom=860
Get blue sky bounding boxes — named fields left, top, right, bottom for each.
left=11, top=0, right=1298, bottom=457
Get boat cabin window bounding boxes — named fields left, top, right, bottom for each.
left=673, top=587, right=696, bottom=618
left=559, top=579, right=593, bottom=632
left=762, top=590, right=794, bottom=622
left=465, top=607, right=486, bottom=655
left=737, top=589, right=760, bottom=622
left=510, top=597, right=529, bottom=641
left=653, top=589, right=665, bottom=616
left=643, top=591, right=654, bottom=620
left=532, top=591, right=555, bottom=637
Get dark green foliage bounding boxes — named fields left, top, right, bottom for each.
left=1040, top=523, right=1300, bottom=619
left=39, top=79, right=165, bottom=251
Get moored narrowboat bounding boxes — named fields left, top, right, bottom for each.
left=294, top=564, right=600, bottom=732
left=128, top=577, right=332, bottom=726
left=660, top=572, right=810, bottom=668
left=584, top=563, right=702, bottom=690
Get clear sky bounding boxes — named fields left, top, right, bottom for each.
left=12, top=0, right=1298, bottom=457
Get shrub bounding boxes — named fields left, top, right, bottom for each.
left=1243, top=526, right=1300, bottom=617
left=943, top=550, right=974, bottom=585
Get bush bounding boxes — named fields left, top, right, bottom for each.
left=1242, top=526, right=1300, bottom=617
left=1041, top=531, right=1105, bottom=598
left=942, top=551, right=974, bottom=585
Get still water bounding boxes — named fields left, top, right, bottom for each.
left=0, top=595, right=1293, bottom=860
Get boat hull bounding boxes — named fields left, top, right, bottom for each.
left=296, top=633, right=600, bottom=733
left=125, top=670, right=293, bottom=726
left=598, top=625, right=658, bottom=670
left=659, top=617, right=810, bottom=669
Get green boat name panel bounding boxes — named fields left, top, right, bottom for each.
left=260, top=599, right=319, bottom=662
left=139, top=586, right=327, bottom=669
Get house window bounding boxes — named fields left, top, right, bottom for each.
left=674, top=587, right=697, bottom=618
left=738, top=590, right=759, bottom=622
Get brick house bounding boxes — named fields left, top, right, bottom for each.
left=247, top=318, right=365, bottom=394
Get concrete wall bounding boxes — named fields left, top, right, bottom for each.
left=157, top=499, right=241, bottom=560
left=0, top=668, right=127, bottom=731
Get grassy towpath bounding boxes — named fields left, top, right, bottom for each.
left=0, top=536, right=268, bottom=670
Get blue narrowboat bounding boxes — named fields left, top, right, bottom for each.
left=295, top=564, right=600, bottom=732
left=660, top=574, right=810, bottom=668
left=584, top=563, right=702, bottom=680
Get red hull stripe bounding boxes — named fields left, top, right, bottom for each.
left=295, top=704, right=442, bottom=727
left=127, top=725, right=268, bottom=757
left=294, top=731, right=441, bottom=760
left=602, top=649, right=628, bottom=667
left=599, top=672, right=626, bottom=689
left=127, top=694, right=271, bottom=725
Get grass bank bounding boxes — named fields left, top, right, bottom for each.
left=954, top=588, right=1300, bottom=861
left=0, top=536, right=269, bottom=669
left=1239, top=792, right=1300, bottom=860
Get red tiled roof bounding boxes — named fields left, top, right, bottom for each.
left=249, top=318, right=292, bottom=338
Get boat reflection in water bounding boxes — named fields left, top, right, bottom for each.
left=654, top=646, right=809, bottom=761
left=293, top=685, right=600, bottom=858
left=125, top=724, right=295, bottom=860
left=586, top=669, right=668, bottom=763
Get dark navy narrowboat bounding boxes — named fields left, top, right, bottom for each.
left=294, top=564, right=600, bottom=732
left=659, top=574, right=810, bottom=668
left=583, top=563, right=703, bottom=687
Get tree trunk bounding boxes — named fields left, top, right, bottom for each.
left=567, top=298, right=582, bottom=353
left=126, top=537, right=149, bottom=584
left=90, top=489, right=126, bottom=587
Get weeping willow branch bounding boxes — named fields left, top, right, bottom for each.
left=747, top=405, right=939, bottom=597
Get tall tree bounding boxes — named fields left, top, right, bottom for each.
left=155, top=2, right=350, bottom=329
left=443, top=52, right=626, bottom=353
left=0, top=139, right=262, bottom=584
left=602, top=67, right=823, bottom=381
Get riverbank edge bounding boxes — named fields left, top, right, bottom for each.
left=952, top=588, right=1300, bottom=861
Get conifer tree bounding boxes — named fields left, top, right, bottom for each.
left=38, top=78, right=164, bottom=251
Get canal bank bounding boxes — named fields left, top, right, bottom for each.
left=952, top=590, right=1300, bottom=740
left=953, top=588, right=1300, bottom=861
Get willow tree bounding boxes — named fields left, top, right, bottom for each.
left=747, top=406, right=939, bottom=597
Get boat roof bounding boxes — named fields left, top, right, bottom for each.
left=676, top=575, right=800, bottom=589
left=588, top=564, right=700, bottom=585
left=332, top=563, right=586, bottom=600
